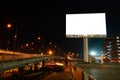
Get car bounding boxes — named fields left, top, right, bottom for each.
left=45, top=62, right=65, bottom=72
left=54, top=65, right=65, bottom=72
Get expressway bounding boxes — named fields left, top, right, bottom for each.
left=0, top=49, right=57, bottom=72
left=41, top=66, right=74, bottom=80
left=0, top=49, right=39, bottom=61
left=78, top=64, right=120, bottom=80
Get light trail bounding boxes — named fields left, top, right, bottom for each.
left=0, top=49, right=40, bottom=61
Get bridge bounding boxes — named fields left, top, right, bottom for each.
left=0, top=49, right=58, bottom=72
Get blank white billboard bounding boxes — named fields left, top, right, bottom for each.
left=66, top=13, right=107, bottom=38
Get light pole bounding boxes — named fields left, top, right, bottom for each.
left=7, top=41, right=10, bottom=50
left=6, top=24, right=12, bottom=50
left=6, top=23, right=18, bottom=60
left=37, top=36, right=41, bottom=54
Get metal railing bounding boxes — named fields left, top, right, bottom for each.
left=82, top=71, right=96, bottom=80
left=72, top=63, right=96, bottom=80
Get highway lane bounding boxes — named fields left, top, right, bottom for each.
left=41, top=66, right=74, bottom=80
left=78, top=64, right=120, bottom=80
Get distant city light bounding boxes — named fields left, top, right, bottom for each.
left=25, top=43, right=29, bottom=47
left=49, top=42, right=52, bottom=45
left=14, top=35, right=17, bottom=39
left=31, top=42, right=34, bottom=45
left=41, top=53, right=43, bottom=55
left=37, top=37, right=41, bottom=40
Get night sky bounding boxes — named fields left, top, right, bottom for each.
left=0, top=1, right=120, bottom=56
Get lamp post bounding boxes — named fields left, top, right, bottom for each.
left=7, top=41, right=10, bottom=50
left=6, top=24, right=12, bottom=50
left=6, top=23, right=18, bottom=60
left=37, top=36, right=41, bottom=54
left=13, top=25, right=18, bottom=60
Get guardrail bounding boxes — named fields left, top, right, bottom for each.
left=72, top=63, right=96, bottom=80
left=83, top=71, right=96, bottom=80
left=0, top=55, right=56, bottom=72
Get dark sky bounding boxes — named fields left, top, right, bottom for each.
left=0, top=1, right=120, bottom=56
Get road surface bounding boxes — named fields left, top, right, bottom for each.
left=41, top=66, right=74, bottom=80
left=79, top=64, right=120, bottom=80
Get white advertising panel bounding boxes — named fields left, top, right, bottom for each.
left=66, top=13, right=107, bottom=38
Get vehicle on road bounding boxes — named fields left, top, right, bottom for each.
left=45, top=61, right=65, bottom=72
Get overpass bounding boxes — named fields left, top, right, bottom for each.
left=0, top=49, right=58, bottom=72
left=0, top=55, right=56, bottom=72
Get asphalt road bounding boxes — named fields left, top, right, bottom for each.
left=78, top=64, right=120, bottom=80
left=41, top=66, right=74, bottom=80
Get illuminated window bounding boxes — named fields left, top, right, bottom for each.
left=108, top=55, right=111, bottom=57
left=107, top=52, right=110, bottom=54
left=118, top=47, right=120, bottom=49
left=117, top=43, right=120, bottom=46
left=118, top=50, right=120, bottom=52
left=107, top=45, right=111, bottom=48
left=117, top=40, right=120, bottom=42
left=107, top=45, right=109, bottom=48
left=109, top=45, right=112, bottom=47
left=116, top=37, right=119, bottom=39
left=107, top=48, right=112, bottom=51
left=109, top=42, right=111, bottom=44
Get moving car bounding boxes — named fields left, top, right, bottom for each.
left=45, top=61, right=65, bottom=72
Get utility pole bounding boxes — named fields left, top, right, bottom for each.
left=13, top=27, right=17, bottom=60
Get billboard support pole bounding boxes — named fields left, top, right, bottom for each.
left=83, top=37, right=89, bottom=63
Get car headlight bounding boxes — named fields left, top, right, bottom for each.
left=55, top=63, right=64, bottom=66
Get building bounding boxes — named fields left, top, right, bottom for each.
left=103, top=36, right=120, bottom=63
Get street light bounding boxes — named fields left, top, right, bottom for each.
left=6, top=23, right=12, bottom=29
left=13, top=25, right=18, bottom=60
left=6, top=23, right=12, bottom=50
left=6, top=23, right=18, bottom=60
left=36, top=36, right=41, bottom=53
left=7, top=41, right=10, bottom=50
left=48, top=49, right=53, bottom=55
left=49, top=50, right=53, bottom=55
